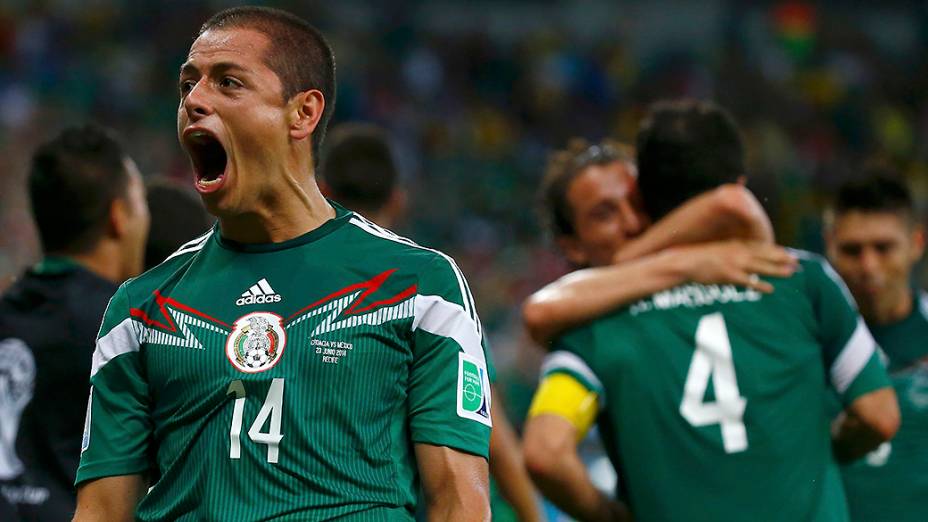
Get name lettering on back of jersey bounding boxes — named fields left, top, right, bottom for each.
left=630, top=284, right=763, bottom=316
left=237, top=278, right=282, bottom=306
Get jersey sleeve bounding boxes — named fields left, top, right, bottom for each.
left=804, top=255, right=891, bottom=405
left=529, top=327, right=604, bottom=438
left=75, top=283, right=153, bottom=485
left=408, top=254, right=492, bottom=459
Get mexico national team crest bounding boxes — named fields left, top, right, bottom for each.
left=226, top=312, right=287, bottom=373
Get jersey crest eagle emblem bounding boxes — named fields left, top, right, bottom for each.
left=226, top=312, right=287, bottom=373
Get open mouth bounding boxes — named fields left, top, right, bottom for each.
left=185, top=130, right=228, bottom=193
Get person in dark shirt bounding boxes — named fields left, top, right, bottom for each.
left=0, top=124, right=149, bottom=521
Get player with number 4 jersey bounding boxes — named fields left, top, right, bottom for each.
left=523, top=100, right=898, bottom=522
left=533, top=252, right=888, bottom=521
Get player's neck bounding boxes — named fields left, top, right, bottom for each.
left=65, top=242, right=130, bottom=284
left=863, top=288, right=913, bottom=326
left=218, top=176, right=336, bottom=244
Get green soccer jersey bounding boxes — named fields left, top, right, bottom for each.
left=542, top=251, right=890, bottom=522
left=76, top=205, right=493, bottom=521
left=841, top=290, right=928, bottom=522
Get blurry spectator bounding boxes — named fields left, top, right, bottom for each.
left=320, top=123, right=407, bottom=228
left=144, top=178, right=212, bottom=270
left=0, top=125, right=149, bottom=521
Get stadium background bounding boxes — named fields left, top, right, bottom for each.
left=0, top=1, right=926, bottom=516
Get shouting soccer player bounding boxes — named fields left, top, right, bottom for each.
left=74, top=7, right=491, bottom=521
left=824, top=173, right=928, bottom=522
left=523, top=100, right=900, bottom=521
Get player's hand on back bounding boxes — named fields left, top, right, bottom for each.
left=670, top=240, right=797, bottom=293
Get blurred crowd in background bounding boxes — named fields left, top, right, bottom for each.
left=1, top=0, right=927, bottom=422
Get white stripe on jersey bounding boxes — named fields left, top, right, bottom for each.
left=918, top=290, right=928, bottom=322
left=165, top=229, right=213, bottom=262
left=91, top=317, right=140, bottom=378
left=348, top=216, right=483, bottom=336
left=831, top=318, right=877, bottom=394
left=412, top=294, right=485, bottom=366
left=788, top=248, right=858, bottom=309
left=542, top=351, right=605, bottom=402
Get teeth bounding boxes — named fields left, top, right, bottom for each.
left=198, top=176, right=223, bottom=187
left=189, top=130, right=210, bottom=142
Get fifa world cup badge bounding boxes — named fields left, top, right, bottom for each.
left=226, top=312, right=287, bottom=373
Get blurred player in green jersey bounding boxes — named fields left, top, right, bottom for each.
left=521, top=136, right=798, bottom=519
left=74, top=7, right=491, bottom=521
left=322, top=122, right=542, bottom=521
left=523, top=100, right=899, bottom=521
left=523, top=138, right=798, bottom=346
left=824, top=172, right=928, bottom=522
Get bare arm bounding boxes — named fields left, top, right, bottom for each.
left=832, top=387, right=900, bottom=463
left=523, top=415, right=630, bottom=522
left=416, top=444, right=490, bottom=522
left=73, top=475, right=147, bottom=522
left=523, top=242, right=796, bottom=346
left=616, top=184, right=773, bottom=263
left=488, top=391, right=542, bottom=522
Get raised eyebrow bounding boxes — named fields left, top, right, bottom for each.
left=179, top=62, right=198, bottom=77
left=180, top=61, right=249, bottom=77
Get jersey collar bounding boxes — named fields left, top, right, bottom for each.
left=215, top=201, right=354, bottom=253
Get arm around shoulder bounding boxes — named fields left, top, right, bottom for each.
left=616, top=183, right=773, bottom=262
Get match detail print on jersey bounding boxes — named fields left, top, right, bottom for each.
left=119, top=269, right=418, bottom=374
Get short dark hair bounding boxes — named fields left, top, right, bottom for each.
left=144, top=179, right=213, bottom=269
left=636, top=99, right=744, bottom=220
left=538, top=138, right=635, bottom=238
left=199, top=6, right=336, bottom=165
left=28, top=125, right=130, bottom=254
left=320, top=123, right=398, bottom=215
left=829, top=168, right=915, bottom=224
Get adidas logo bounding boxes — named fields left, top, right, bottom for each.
left=236, top=278, right=282, bottom=306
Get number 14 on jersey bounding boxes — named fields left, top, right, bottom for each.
left=227, top=379, right=285, bottom=463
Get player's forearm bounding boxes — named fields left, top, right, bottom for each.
left=489, top=399, right=542, bottom=522
left=523, top=253, right=687, bottom=345
left=424, top=483, right=491, bottom=522
left=525, top=446, right=628, bottom=522
left=73, top=475, right=147, bottom=522
left=416, top=444, right=490, bottom=522
left=616, top=184, right=773, bottom=263
left=832, top=388, right=900, bottom=462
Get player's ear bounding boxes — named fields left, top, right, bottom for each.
left=910, top=224, right=925, bottom=262
left=386, top=188, right=408, bottom=224
left=108, top=196, right=131, bottom=240
left=318, top=179, right=332, bottom=197
left=288, top=89, right=325, bottom=141
left=557, top=235, right=588, bottom=267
